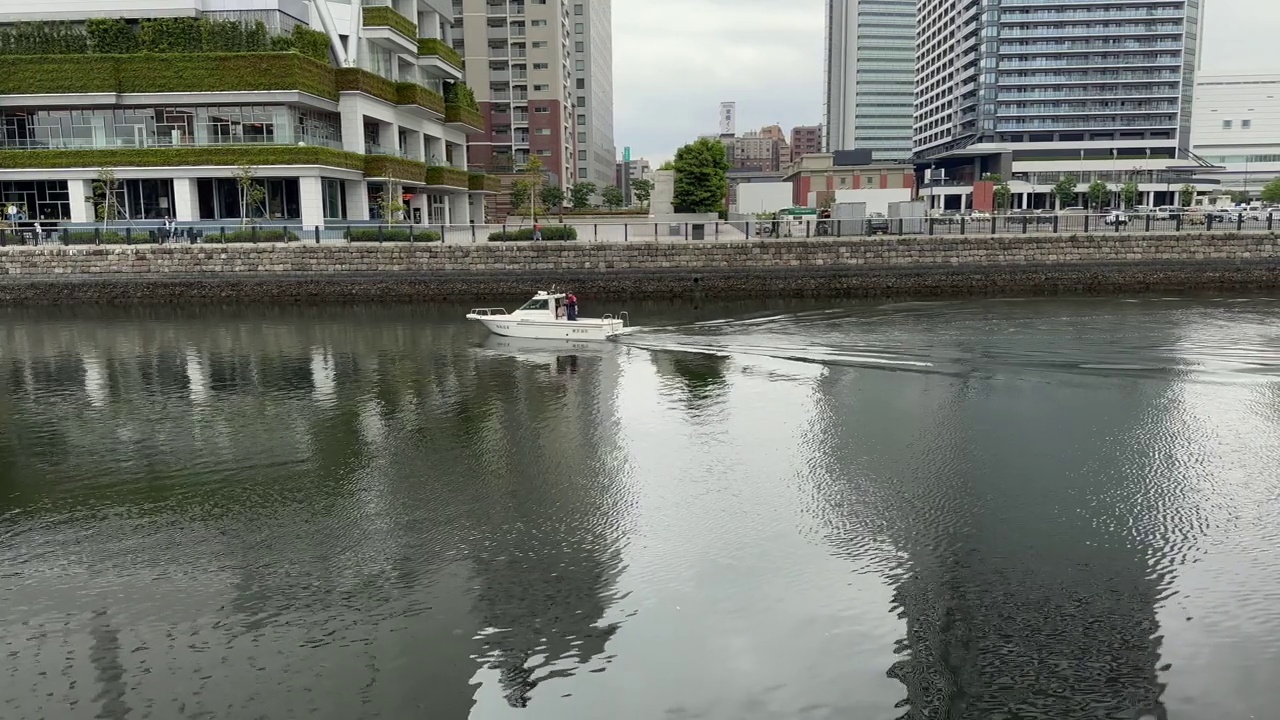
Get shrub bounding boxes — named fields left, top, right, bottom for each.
left=336, top=67, right=397, bottom=103
left=361, top=6, right=417, bottom=39
left=290, top=25, right=332, bottom=63
left=0, top=21, right=88, bottom=55
left=364, top=156, right=428, bottom=184
left=86, top=19, right=137, bottom=54
left=418, top=38, right=462, bottom=70
left=444, top=104, right=485, bottom=131
left=444, top=81, right=479, bottom=111
left=346, top=228, right=442, bottom=243
left=61, top=231, right=129, bottom=245
left=202, top=228, right=299, bottom=243
left=0, top=146, right=364, bottom=171
left=395, top=82, right=446, bottom=114
left=424, top=166, right=469, bottom=188
left=487, top=226, right=578, bottom=242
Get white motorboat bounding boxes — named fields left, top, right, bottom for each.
left=466, top=291, right=631, bottom=341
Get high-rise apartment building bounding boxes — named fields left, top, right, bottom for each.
left=0, top=0, right=492, bottom=230
left=791, top=125, right=824, bottom=159
left=823, top=0, right=915, bottom=159
left=455, top=0, right=612, bottom=191
left=913, top=0, right=1213, bottom=210
left=571, top=0, right=616, bottom=189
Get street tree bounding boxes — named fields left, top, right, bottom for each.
left=90, top=167, right=123, bottom=229
left=1180, top=184, right=1197, bottom=208
left=1121, top=181, right=1140, bottom=209
left=540, top=185, right=565, bottom=216
left=234, top=164, right=266, bottom=227
left=672, top=138, right=730, bottom=214
left=631, top=178, right=654, bottom=209
left=375, top=181, right=406, bottom=224
left=601, top=185, right=625, bottom=210
left=1052, top=176, right=1078, bottom=209
left=1087, top=180, right=1110, bottom=212
left=569, top=181, right=597, bottom=210
left=1261, top=177, right=1280, bottom=204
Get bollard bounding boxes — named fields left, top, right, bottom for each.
left=1176, top=213, right=1182, bottom=232
left=1207, top=214, right=1214, bottom=232
left=315, top=226, right=321, bottom=244
left=1145, top=214, right=1151, bottom=233
left=624, top=223, right=629, bottom=242
left=1083, top=215, right=1089, bottom=233
left=1237, top=212, right=1244, bottom=232
left=1270, top=212, right=1275, bottom=232
left=1052, top=215, right=1059, bottom=234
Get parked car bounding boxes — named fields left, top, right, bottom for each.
left=1104, top=211, right=1129, bottom=226
left=866, top=212, right=890, bottom=234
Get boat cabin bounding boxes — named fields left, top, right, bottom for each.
left=515, top=291, right=573, bottom=320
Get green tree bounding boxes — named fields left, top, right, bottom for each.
left=1261, top=177, right=1280, bottom=204
left=658, top=160, right=675, bottom=171
left=1121, top=181, right=1140, bottom=209
left=375, top=181, right=406, bottom=224
left=1052, top=176, right=1078, bottom=209
left=1180, top=184, right=1197, bottom=207
left=540, top=185, right=565, bottom=217
left=569, top=181, right=597, bottom=210
left=672, top=137, right=730, bottom=214
left=1228, top=190, right=1250, bottom=204
left=522, top=157, right=546, bottom=221
left=1087, top=179, right=1109, bottom=212
left=510, top=180, right=531, bottom=217
left=234, top=164, right=266, bottom=227
left=631, top=178, right=654, bottom=209
left=89, top=167, right=123, bottom=229
left=601, top=185, right=625, bottom=210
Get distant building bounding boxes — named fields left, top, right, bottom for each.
left=614, top=158, right=652, bottom=205
left=824, top=0, right=915, bottom=159
left=782, top=152, right=915, bottom=208
left=791, top=125, right=823, bottom=159
left=1192, top=74, right=1280, bottom=199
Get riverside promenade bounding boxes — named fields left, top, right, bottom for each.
left=0, top=230, right=1278, bottom=302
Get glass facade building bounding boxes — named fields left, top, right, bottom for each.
left=823, top=0, right=916, bottom=160
left=914, top=0, right=1204, bottom=160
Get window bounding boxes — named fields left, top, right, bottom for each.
left=1223, top=119, right=1233, bottom=129
left=1242, top=119, right=1252, bottom=129
left=578, top=149, right=586, bottom=161
left=575, top=41, right=584, bottom=52
left=531, top=19, right=547, bottom=27
left=578, top=132, right=586, bottom=143
left=533, top=62, right=548, bottom=69
left=576, top=78, right=585, bottom=90
left=576, top=96, right=586, bottom=107
left=576, top=114, right=586, bottom=126
left=534, top=84, right=549, bottom=91
left=534, top=105, right=551, bottom=113
left=575, top=59, right=584, bottom=71
left=574, top=3, right=583, bottom=14
left=574, top=22, right=583, bottom=33
left=537, top=149, right=552, bottom=156
left=536, top=128, right=551, bottom=135
left=532, top=41, right=546, bottom=48
left=579, top=166, right=587, bottom=178
left=322, top=178, right=347, bottom=220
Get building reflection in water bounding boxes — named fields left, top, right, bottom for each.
left=0, top=305, right=634, bottom=717
left=800, top=325, right=1194, bottom=719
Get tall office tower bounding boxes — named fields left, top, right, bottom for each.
left=914, top=0, right=1210, bottom=210
left=822, top=0, right=916, bottom=159
left=0, top=0, right=491, bottom=229
left=456, top=0, right=612, bottom=191
left=571, top=0, right=616, bottom=190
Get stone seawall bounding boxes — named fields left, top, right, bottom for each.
left=2, top=232, right=1279, bottom=303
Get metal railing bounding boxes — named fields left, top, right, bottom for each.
left=2, top=212, right=1277, bottom=249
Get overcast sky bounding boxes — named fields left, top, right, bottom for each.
left=613, top=0, right=1280, bottom=165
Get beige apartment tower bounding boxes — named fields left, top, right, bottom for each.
left=454, top=0, right=613, bottom=191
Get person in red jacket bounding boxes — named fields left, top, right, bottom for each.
left=566, top=292, right=578, bottom=321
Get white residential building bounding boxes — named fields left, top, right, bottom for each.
left=1192, top=74, right=1280, bottom=198
left=0, top=0, right=495, bottom=230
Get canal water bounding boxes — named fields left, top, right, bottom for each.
left=2, top=297, right=1279, bottom=720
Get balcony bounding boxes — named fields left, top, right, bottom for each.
left=417, top=38, right=464, bottom=80
left=1001, top=24, right=1182, bottom=38
left=423, top=165, right=469, bottom=189
left=0, top=144, right=364, bottom=171
left=996, top=117, right=1177, bottom=130
left=361, top=6, right=418, bottom=55
left=999, top=56, right=1182, bottom=69
left=0, top=134, right=346, bottom=152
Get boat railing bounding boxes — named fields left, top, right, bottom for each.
left=469, top=307, right=508, bottom=316
left=618, top=311, right=629, bottom=327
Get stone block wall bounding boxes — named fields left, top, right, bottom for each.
left=1, top=232, right=1279, bottom=303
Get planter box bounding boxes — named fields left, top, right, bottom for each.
left=468, top=172, right=502, bottom=193
left=424, top=166, right=468, bottom=189
left=0, top=146, right=366, bottom=170
left=361, top=6, right=416, bottom=40
left=364, top=156, right=429, bottom=184
left=417, top=38, right=463, bottom=71
left=444, top=103, right=485, bottom=133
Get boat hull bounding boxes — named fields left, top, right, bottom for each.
left=467, top=314, right=625, bottom=341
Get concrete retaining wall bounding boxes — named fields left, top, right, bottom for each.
left=2, top=231, right=1279, bottom=303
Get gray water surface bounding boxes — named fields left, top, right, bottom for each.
left=2, top=297, right=1279, bottom=719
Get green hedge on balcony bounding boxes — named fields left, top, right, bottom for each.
left=364, top=156, right=429, bottom=183
left=424, top=166, right=469, bottom=188
left=418, top=38, right=463, bottom=70
left=361, top=6, right=417, bottom=40
left=336, top=67, right=397, bottom=103
left=0, top=146, right=365, bottom=171
left=0, top=53, right=338, bottom=100
left=445, top=104, right=486, bottom=132
left=396, top=82, right=446, bottom=114
left=468, top=172, right=502, bottom=193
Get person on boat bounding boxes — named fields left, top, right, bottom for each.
left=555, top=297, right=566, bottom=319
left=566, top=292, right=578, bottom=321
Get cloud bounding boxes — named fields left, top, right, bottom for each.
left=613, top=0, right=824, bottom=164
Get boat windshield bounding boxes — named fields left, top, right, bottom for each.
left=518, top=298, right=550, bottom=311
